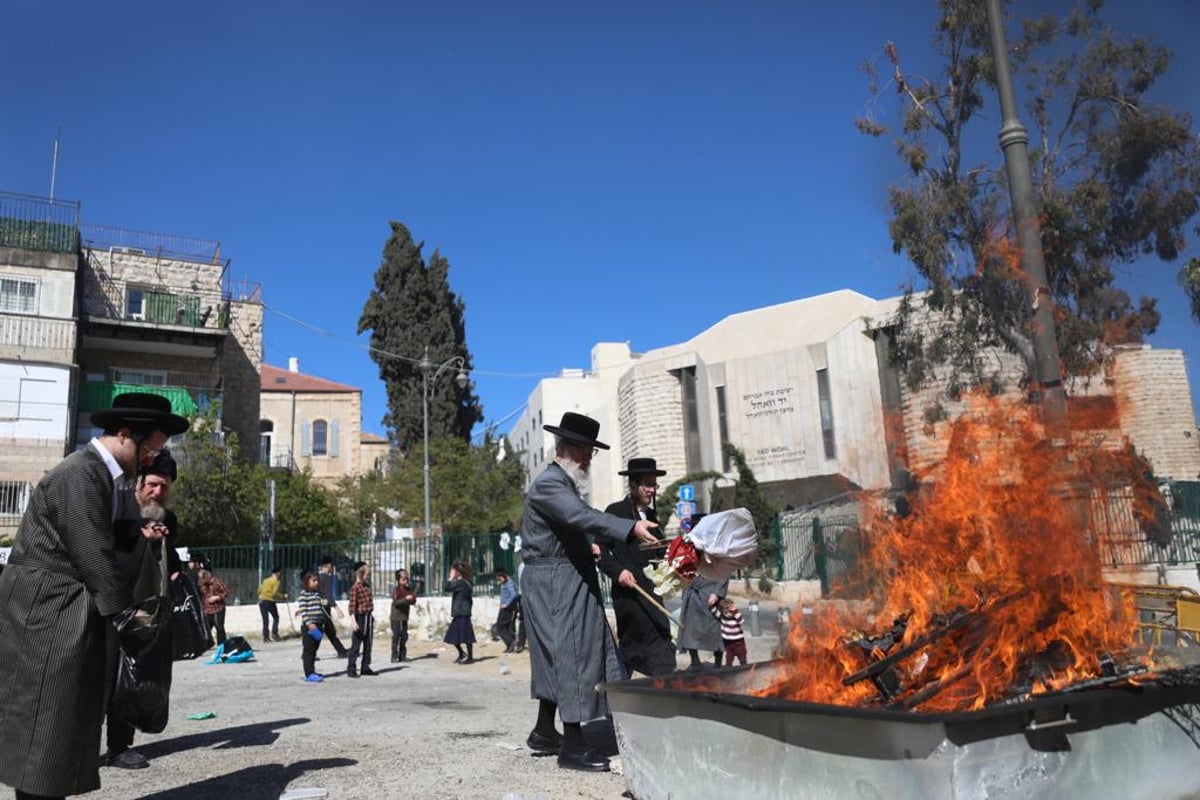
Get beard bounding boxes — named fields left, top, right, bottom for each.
left=140, top=499, right=166, bottom=523
left=558, top=456, right=591, bottom=499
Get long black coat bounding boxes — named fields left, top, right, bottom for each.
left=598, top=498, right=673, bottom=660
left=0, top=445, right=136, bottom=796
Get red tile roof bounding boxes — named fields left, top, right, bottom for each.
left=261, top=364, right=360, bottom=393
left=361, top=432, right=389, bottom=444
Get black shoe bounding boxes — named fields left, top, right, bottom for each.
left=347, top=669, right=359, bottom=678
left=513, top=645, right=526, bottom=653
left=525, top=730, right=562, bottom=755
left=102, top=748, right=149, bottom=770
left=557, top=748, right=610, bottom=772
left=455, top=654, right=466, bottom=663
left=361, top=667, right=378, bottom=676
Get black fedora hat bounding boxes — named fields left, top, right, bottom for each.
left=618, top=457, right=667, bottom=477
left=90, top=392, right=190, bottom=437
left=543, top=412, right=610, bottom=450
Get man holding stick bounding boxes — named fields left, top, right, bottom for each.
left=520, top=413, right=659, bottom=773
left=599, top=457, right=677, bottom=677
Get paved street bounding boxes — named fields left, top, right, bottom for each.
left=95, top=605, right=783, bottom=800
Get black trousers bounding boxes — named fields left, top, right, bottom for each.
left=348, top=614, right=373, bottom=670
left=205, top=609, right=227, bottom=646
left=495, top=604, right=517, bottom=648
left=259, top=600, right=279, bottom=639
left=302, top=628, right=319, bottom=676
left=319, top=605, right=347, bottom=655
left=390, top=617, right=409, bottom=660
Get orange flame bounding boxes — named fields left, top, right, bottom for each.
left=755, top=394, right=1145, bottom=712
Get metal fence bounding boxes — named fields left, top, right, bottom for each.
left=194, top=533, right=522, bottom=605
left=0, top=191, right=80, bottom=253
left=772, top=481, right=1200, bottom=595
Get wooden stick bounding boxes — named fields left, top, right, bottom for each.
left=629, top=582, right=684, bottom=629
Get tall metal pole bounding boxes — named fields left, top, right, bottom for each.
left=985, top=0, right=1069, bottom=440
left=421, top=347, right=432, bottom=538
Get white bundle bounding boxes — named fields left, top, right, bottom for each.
left=688, top=508, right=759, bottom=582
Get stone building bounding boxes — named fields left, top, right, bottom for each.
left=509, top=289, right=1200, bottom=517
left=260, top=359, right=388, bottom=485
left=0, top=190, right=263, bottom=540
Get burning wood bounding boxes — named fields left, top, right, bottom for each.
left=751, top=395, right=1175, bottom=713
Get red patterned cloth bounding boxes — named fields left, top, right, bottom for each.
left=666, top=537, right=699, bottom=580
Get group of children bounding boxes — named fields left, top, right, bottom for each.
left=295, top=565, right=422, bottom=682
left=290, top=559, right=748, bottom=682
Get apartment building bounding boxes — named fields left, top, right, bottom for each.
left=0, top=190, right=263, bottom=539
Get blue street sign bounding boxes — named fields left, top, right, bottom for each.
left=680, top=518, right=693, bottom=533
left=679, top=484, right=695, bottom=502
left=676, top=501, right=695, bottom=519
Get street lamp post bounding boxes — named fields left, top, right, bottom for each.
left=419, top=345, right=469, bottom=537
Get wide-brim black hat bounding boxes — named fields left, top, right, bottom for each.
left=619, top=457, right=667, bottom=477
left=90, top=392, right=190, bottom=436
left=543, top=411, right=610, bottom=450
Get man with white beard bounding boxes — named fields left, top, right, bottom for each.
left=519, top=412, right=659, bottom=773
left=101, top=449, right=183, bottom=770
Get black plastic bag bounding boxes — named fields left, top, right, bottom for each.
left=170, top=571, right=214, bottom=660
left=112, top=596, right=174, bottom=733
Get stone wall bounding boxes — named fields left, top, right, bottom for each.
left=260, top=389, right=362, bottom=484
left=80, top=248, right=224, bottom=324
left=222, top=300, right=263, bottom=461
left=1110, top=346, right=1200, bottom=480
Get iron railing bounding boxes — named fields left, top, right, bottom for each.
left=80, top=223, right=225, bottom=266
left=772, top=481, right=1200, bottom=593
left=0, top=480, right=31, bottom=518
left=0, top=192, right=80, bottom=253
left=193, top=533, right=522, bottom=605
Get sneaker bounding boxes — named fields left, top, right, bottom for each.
left=304, top=674, right=324, bottom=683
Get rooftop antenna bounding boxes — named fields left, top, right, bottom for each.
left=49, top=123, right=64, bottom=202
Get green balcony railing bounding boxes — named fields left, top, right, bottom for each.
left=77, top=381, right=213, bottom=417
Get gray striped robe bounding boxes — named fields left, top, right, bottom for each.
left=0, top=445, right=134, bottom=796
left=520, top=462, right=633, bottom=723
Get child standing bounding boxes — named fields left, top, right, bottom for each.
left=494, top=569, right=518, bottom=653
left=442, top=561, right=476, bottom=664
left=197, top=568, right=229, bottom=646
left=712, top=597, right=748, bottom=666
left=347, top=564, right=377, bottom=677
left=296, top=570, right=325, bottom=682
left=391, top=569, right=417, bottom=663
left=256, top=565, right=285, bottom=643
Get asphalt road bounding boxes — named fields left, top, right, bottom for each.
left=94, top=606, right=784, bottom=800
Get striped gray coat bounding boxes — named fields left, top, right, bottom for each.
left=520, top=462, right=632, bottom=723
left=0, top=445, right=134, bottom=796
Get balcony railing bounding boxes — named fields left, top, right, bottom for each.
left=261, top=446, right=296, bottom=471
left=78, top=380, right=222, bottom=419
left=0, top=192, right=80, bottom=254
left=80, top=223, right=226, bottom=267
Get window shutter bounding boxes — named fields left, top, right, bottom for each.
left=300, top=420, right=311, bottom=456
left=330, top=420, right=340, bottom=457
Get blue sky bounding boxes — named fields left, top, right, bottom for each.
left=3, top=0, right=1197, bottom=435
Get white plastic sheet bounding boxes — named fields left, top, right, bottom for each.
left=688, top=508, right=758, bottom=581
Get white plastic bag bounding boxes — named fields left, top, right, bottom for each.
left=687, top=508, right=759, bottom=581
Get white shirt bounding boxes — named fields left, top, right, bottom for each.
left=89, top=437, right=131, bottom=522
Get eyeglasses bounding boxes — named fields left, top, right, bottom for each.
left=141, top=445, right=165, bottom=458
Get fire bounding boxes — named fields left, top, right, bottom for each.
left=754, top=394, right=1149, bottom=712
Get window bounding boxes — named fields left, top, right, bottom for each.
left=817, top=368, right=836, bottom=459
left=259, top=420, right=274, bottom=463
left=0, top=277, right=37, bottom=314
left=112, top=368, right=167, bottom=386
left=312, top=419, right=328, bottom=456
left=126, top=287, right=147, bottom=320
left=679, top=367, right=702, bottom=473
left=0, top=481, right=30, bottom=516
left=716, top=385, right=731, bottom=471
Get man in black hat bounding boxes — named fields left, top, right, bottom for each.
left=102, top=448, right=183, bottom=770
left=520, top=412, right=659, bottom=773
left=0, top=392, right=189, bottom=799
left=599, top=457, right=676, bottom=677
